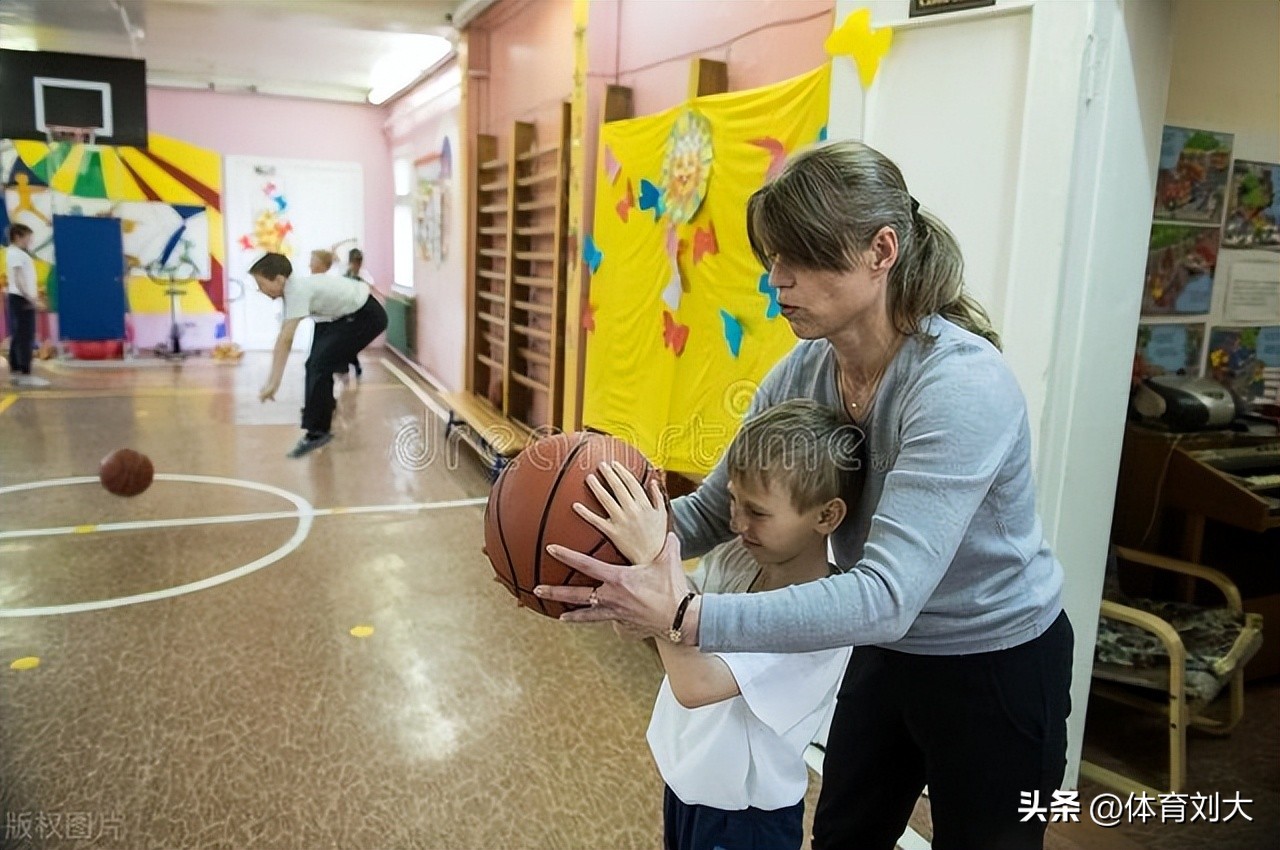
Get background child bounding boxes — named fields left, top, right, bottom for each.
left=340, top=248, right=374, bottom=379
left=576, top=399, right=863, bottom=850
left=5, top=223, right=48, bottom=388
left=249, top=252, right=386, bottom=458
left=309, top=249, right=335, bottom=274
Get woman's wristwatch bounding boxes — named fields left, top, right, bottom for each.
left=667, top=592, right=698, bottom=644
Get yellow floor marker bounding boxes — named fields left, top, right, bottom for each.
left=10, top=657, right=40, bottom=671
left=349, top=626, right=374, bottom=638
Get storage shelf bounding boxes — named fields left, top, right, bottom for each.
left=467, top=110, right=569, bottom=436
left=514, top=274, right=555, bottom=288
left=516, top=146, right=560, bottom=163
left=516, top=171, right=559, bottom=188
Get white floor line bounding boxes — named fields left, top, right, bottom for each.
left=0, top=494, right=489, bottom=541
left=380, top=357, right=451, bottom=422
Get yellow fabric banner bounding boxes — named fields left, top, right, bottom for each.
left=583, top=65, right=830, bottom=474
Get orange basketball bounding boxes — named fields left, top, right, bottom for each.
left=484, top=432, right=667, bottom=618
left=99, top=449, right=154, bottom=497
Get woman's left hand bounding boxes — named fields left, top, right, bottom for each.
left=536, top=532, right=694, bottom=638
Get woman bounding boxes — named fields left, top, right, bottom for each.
left=535, top=140, right=1073, bottom=850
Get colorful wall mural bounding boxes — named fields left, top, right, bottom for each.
left=1, top=133, right=225, bottom=348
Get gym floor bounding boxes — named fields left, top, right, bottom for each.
left=2, top=352, right=1274, bottom=850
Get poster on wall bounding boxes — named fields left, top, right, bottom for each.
left=413, top=137, right=452, bottom=265
left=1141, top=223, right=1220, bottom=315
left=224, top=155, right=363, bottom=351
left=1206, top=325, right=1280, bottom=404
left=1153, top=126, right=1233, bottom=224
left=1134, top=322, right=1205, bottom=381
left=1223, top=260, right=1280, bottom=323
left=1223, top=160, right=1280, bottom=252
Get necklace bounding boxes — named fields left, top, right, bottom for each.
left=839, top=337, right=903, bottom=415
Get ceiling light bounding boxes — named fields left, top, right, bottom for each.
left=367, top=35, right=452, bottom=105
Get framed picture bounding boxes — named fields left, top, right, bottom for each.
left=413, top=137, right=453, bottom=266
left=1135, top=322, right=1205, bottom=381
left=1153, top=126, right=1234, bottom=224
left=1141, top=223, right=1221, bottom=316
left=909, top=0, right=996, bottom=17
left=1223, top=160, right=1280, bottom=252
left=1206, top=325, right=1280, bottom=403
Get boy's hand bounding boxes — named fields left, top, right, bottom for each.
left=573, top=461, right=668, bottom=565
left=258, top=382, right=278, bottom=402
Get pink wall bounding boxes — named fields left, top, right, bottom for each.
left=470, top=0, right=576, bottom=145
left=601, top=0, right=833, bottom=117
left=146, top=88, right=395, bottom=290
left=386, top=68, right=467, bottom=391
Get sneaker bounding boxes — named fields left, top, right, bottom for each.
left=287, top=432, right=333, bottom=458
left=14, top=375, right=50, bottom=388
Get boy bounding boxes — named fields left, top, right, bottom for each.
left=5, top=224, right=49, bottom=388
left=576, top=399, right=862, bottom=850
left=249, top=252, right=387, bottom=458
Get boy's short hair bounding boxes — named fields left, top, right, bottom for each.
left=725, top=399, right=864, bottom=511
left=311, top=249, right=334, bottom=269
left=8, top=223, right=33, bottom=242
left=249, top=252, right=292, bottom=279
left=348, top=248, right=363, bottom=262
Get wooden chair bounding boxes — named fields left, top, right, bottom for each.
left=1080, top=546, right=1263, bottom=794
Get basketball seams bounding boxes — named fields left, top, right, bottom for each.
left=530, top=433, right=592, bottom=616
left=489, top=457, right=522, bottom=603
left=481, top=433, right=666, bottom=619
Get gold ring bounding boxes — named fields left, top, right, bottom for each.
left=588, top=588, right=600, bottom=607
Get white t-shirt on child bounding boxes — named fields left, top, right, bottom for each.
left=282, top=273, right=369, bottom=323
left=5, top=245, right=38, bottom=302
left=646, top=537, right=852, bottom=811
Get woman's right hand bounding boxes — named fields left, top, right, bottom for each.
left=572, top=461, right=669, bottom=565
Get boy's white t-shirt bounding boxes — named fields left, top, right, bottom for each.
left=5, top=245, right=38, bottom=302
left=646, top=537, right=852, bottom=811
left=282, top=274, right=369, bottom=323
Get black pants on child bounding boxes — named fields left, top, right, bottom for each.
left=664, top=786, right=803, bottom=850
left=813, top=611, right=1074, bottom=850
left=301, top=297, right=386, bottom=435
left=7, top=294, right=36, bottom=375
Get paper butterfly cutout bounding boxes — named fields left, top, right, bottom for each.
left=616, top=179, right=635, bottom=223
left=238, top=235, right=254, bottom=250
left=824, top=9, right=894, bottom=89
left=748, top=138, right=787, bottom=183
left=582, top=234, right=603, bottom=274
left=663, top=311, right=690, bottom=356
left=638, top=179, right=665, bottom=220
left=603, top=145, right=622, bottom=184
left=720, top=310, right=744, bottom=357
left=758, top=272, right=781, bottom=319
left=693, top=222, right=719, bottom=264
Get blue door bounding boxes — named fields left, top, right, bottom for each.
left=53, top=214, right=127, bottom=341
